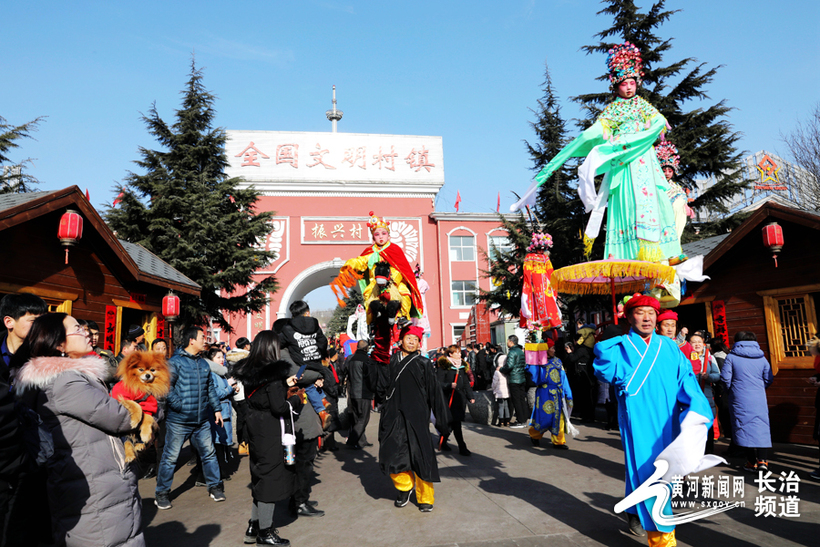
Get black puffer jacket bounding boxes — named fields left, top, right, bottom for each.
left=233, top=359, right=302, bottom=503
left=280, top=316, right=328, bottom=369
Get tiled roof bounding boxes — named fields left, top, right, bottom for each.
left=119, top=240, right=200, bottom=290
left=0, top=190, right=55, bottom=212
left=682, top=233, right=729, bottom=258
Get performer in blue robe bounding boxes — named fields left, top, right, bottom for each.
left=527, top=342, right=573, bottom=449
left=594, top=294, right=718, bottom=547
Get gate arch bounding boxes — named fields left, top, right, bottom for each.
left=277, top=258, right=345, bottom=318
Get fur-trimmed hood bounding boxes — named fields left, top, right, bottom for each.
left=232, top=359, right=291, bottom=389
left=16, top=356, right=110, bottom=393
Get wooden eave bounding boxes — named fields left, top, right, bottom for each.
left=0, top=186, right=199, bottom=296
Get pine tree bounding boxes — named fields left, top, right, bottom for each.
left=326, top=288, right=364, bottom=337
left=479, top=213, right=534, bottom=318
left=0, top=115, right=45, bottom=194
left=106, top=60, right=277, bottom=331
left=573, top=0, right=745, bottom=215
left=526, top=63, right=590, bottom=269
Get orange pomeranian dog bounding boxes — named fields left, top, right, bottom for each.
left=110, top=351, right=171, bottom=462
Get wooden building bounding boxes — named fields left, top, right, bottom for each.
left=679, top=202, right=819, bottom=445
left=0, top=186, right=200, bottom=353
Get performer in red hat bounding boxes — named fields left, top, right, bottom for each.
left=372, top=324, right=451, bottom=513
left=594, top=294, right=722, bottom=546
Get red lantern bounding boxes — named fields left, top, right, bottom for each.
left=162, top=293, right=180, bottom=321
left=762, top=222, right=784, bottom=267
left=57, top=209, right=84, bottom=264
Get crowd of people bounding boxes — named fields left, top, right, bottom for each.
left=2, top=286, right=819, bottom=547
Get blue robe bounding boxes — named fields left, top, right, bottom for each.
left=594, top=329, right=712, bottom=533
left=527, top=358, right=573, bottom=437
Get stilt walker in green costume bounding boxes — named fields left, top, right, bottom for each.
left=512, top=43, right=684, bottom=264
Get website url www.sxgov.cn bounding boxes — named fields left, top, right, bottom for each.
left=672, top=500, right=745, bottom=509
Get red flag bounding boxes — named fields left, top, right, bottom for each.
left=455, top=190, right=461, bottom=212
left=85, top=188, right=90, bottom=201
left=113, top=191, right=124, bottom=207
left=496, top=192, right=500, bottom=213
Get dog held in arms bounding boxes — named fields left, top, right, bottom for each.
left=110, top=351, right=171, bottom=462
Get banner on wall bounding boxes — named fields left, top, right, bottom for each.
left=712, top=300, right=729, bottom=347
left=104, top=305, right=117, bottom=351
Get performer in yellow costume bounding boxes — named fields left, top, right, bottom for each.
left=332, top=212, right=424, bottom=365
left=339, top=212, right=423, bottom=325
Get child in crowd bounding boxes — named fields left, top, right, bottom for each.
left=492, top=353, right=511, bottom=427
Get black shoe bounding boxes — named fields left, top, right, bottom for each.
left=530, top=437, right=541, bottom=447
left=142, top=465, right=157, bottom=480
left=626, top=513, right=645, bottom=537
left=244, top=520, right=259, bottom=544
left=306, top=500, right=319, bottom=507
left=440, top=441, right=451, bottom=452
left=360, top=441, right=373, bottom=447
left=154, top=491, right=172, bottom=510
left=296, top=503, right=324, bottom=517
left=256, top=527, right=290, bottom=546
left=418, top=504, right=434, bottom=513
left=209, top=485, right=226, bottom=502
left=552, top=443, right=569, bottom=450
left=458, top=446, right=472, bottom=456
left=394, top=489, right=413, bottom=508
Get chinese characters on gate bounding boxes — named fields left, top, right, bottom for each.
left=309, top=221, right=367, bottom=243
left=236, top=141, right=436, bottom=173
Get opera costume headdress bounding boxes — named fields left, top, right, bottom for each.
left=655, top=141, right=681, bottom=174
left=607, top=42, right=644, bottom=86
left=367, top=211, right=390, bottom=233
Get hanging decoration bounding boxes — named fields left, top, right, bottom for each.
left=57, top=209, right=84, bottom=264
left=162, top=292, right=180, bottom=321
left=761, top=222, right=784, bottom=267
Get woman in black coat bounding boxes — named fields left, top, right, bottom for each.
left=436, top=345, right=476, bottom=456
left=232, top=331, right=301, bottom=546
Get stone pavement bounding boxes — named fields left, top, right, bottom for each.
left=139, top=411, right=819, bottom=547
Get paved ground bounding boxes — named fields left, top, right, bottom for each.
left=139, top=408, right=819, bottom=547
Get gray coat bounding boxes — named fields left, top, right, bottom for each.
left=720, top=341, right=774, bottom=448
left=16, top=356, right=145, bottom=547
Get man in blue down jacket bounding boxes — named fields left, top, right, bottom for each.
left=155, top=326, right=225, bottom=510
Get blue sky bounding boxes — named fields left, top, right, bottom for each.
left=3, top=1, right=817, bottom=216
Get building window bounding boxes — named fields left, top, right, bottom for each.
left=760, top=288, right=818, bottom=372
left=452, top=325, right=465, bottom=344
left=451, top=280, right=477, bottom=307
left=778, top=296, right=813, bottom=358
left=449, top=235, right=475, bottom=261
left=487, top=235, right=512, bottom=261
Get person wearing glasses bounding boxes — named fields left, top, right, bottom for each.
left=15, top=313, right=148, bottom=547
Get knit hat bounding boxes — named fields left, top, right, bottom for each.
left=607, top=42, right=644, bottom=86
left=623, top=293, right=660, bottom=313
left=366, top=211, right=390, bottom=233
left=655, top=141, right=681, bottom=174
left=126, top=324, right=145, bottom=339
